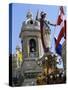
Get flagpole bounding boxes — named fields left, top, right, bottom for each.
left=50, top=6, right=60, bottom=51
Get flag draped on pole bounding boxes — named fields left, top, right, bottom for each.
left=56, top=6, right=66, bottom=48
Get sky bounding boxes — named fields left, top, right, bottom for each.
left=11, top=3, right=66, bottom=68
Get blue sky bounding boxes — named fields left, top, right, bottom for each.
left=11, top=3, right=66, bottom=54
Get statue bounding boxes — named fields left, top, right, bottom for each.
left=40, top=11, right=56, bottom=53
left=16, top=46, right=23, bottom=68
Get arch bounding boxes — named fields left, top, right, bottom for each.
left=29, top=39, right=36, bottom=52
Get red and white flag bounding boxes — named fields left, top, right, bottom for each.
left=56, top=6, right=66, bottom=47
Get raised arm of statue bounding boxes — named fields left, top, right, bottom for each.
left=45, top=20, right=56, bottom=26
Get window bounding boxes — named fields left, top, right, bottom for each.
left=30, top=20, right=33, bottom=24
left=27, top=20, right=33, bottom=25
left=29, top=39, right=36, bottom=52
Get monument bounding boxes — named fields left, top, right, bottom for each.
left=19, top=10, right=51, bottom=85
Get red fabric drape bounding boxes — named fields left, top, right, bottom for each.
left=56, top=6, right=66, bottom=47
left=56, top=20, right=66, bottom=47
left=57, top=15, right=63, bottom=25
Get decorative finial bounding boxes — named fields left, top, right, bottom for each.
left=26, top=9, right=33, bottom=19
